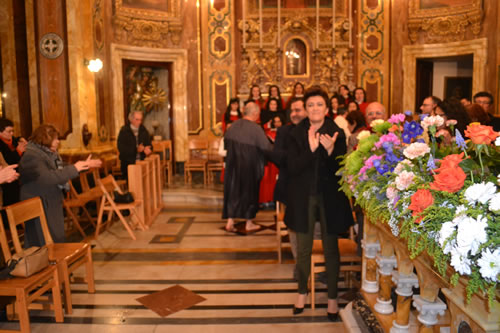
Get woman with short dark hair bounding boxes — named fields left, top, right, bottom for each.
left=285, top=88, right=354, bottom=321
left=19, top=124, right=102, bottom=246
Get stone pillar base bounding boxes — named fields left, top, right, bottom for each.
left=390, top=320, right=410, bottom=333
left=374, top=297, right=393, bottom=315
left=362, top=279, right=379, bottom=293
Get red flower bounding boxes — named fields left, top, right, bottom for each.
left=409, top=189, right=434, bottom=223
left=430, top=167, right=466, bottom=193
left=464, top=124, right=499, bottom=145
left=435, top=152, right=464, bottom=172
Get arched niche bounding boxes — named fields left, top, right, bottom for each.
left=283, top=37, right=309, bottom=78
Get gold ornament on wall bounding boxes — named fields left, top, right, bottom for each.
left=407, top=0, right=482, bottom=43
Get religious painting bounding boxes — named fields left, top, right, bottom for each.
left=419, top=0, right=474, bottom=10
left=443, top=77, right=472, bottom=101
left=121, top=0, right=168, bottom=11
left=284, top=38, right=308, bottom=77
left=409, top=0, right=481, bottom=17
left=114, top=0, right=180, bottom=20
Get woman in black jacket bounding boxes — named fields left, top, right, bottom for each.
left=285, top=88, right=353, bottom=320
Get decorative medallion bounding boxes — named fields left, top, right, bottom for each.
left=39, top=33, right=64, bottom=59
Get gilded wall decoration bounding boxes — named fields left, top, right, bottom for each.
left=208, top=1, right=232, bottom=61
left=113, top=0, right=183, bottom=46
left=201, top=0, right=236, bottom=136
left=209, top=71, right=231, bottom=136
left=358, top=0, right=390, bottom=108
left=407, top=0, right=482, bottom=43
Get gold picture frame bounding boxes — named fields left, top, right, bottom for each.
left=115, top=0, right=181, bottom=21
left=407, top=0, right=482, bottom=42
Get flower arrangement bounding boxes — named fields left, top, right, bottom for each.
left=339, top=116, right=500, bottom=305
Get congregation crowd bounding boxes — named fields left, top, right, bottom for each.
left=0, top=81, right=498, bottom=322
left=219, top=83, right=500, bottom=321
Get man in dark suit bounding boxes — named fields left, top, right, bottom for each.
left=273, top=97, right=307, bottom=272
left=117, top=110, right=152, bottom=180
left=473, top=91, right=500, bottom=131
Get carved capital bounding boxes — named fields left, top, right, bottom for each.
left=362, top=240, right=380, bottom=259
left=376, top=254, right=397, bottom=276
left=412, top=295, right=447, bottom=326
left=392, top=271, right=419, bottom=297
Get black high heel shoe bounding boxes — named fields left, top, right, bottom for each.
left=327, top=311, right=339, bottom=321
left=293, top=293, right=307, bottom=315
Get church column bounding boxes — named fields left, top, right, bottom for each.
left=361, top=240, right=380, bottom=293
left=390, top=271, right=419, bottom=332
left=374, top=254, right=397, bottom=314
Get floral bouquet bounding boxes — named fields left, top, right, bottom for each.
left=338, top=115, right=500, bottom=304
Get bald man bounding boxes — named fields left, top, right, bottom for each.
left=365, top=102, right=387, bottom=125
left=222, top=102, right=274, bottom=232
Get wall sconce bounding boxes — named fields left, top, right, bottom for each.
left=84, top=58, right=103, bottom=72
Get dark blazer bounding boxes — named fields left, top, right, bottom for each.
left=488, top=113, right=500, bottom=132
left=273, top=124, right=294, bottom=205
left=284, top=117, right=353, bottom=234
left=0, top=137, right=22, bottom=206
left=117, top=124, right=152, bottom=164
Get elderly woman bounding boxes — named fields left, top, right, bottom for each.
left=19, top=124, right=101, bottom=246
left=285, top=88, right=354, bottom=320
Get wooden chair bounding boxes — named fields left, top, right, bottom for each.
left=95, top=175, right=146, bottom=240
left=207, top=139, right=223, bottom=185
left=309, top=230, right=361, bottom=309
left=63, top=182, right=98, bottom=237
left=5, top=197, right=95, bottom=316
left=275, top=201, right=291, bottom=264
left=152, top=140, right=173, bottom=186
left=184, top=139, right=208, bottom=185
left=0, top=218, right=64, bottom=332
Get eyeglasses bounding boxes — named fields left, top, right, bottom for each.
left=476, top=101, right=491, bottom=105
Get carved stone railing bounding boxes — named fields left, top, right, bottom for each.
left=359, top=218, right=500, bottom=333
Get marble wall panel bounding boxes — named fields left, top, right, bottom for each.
left=0, top=0, right=20, bottom=131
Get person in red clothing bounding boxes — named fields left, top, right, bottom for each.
left=338, top=85, right=351, bottom=107
left=247, top=85, right=264, bottom=111
left=328, top=94, right=340, bottom=118
left=353, top=87, right=369, bottom=114
left=222, top=98, right=242, bottom=132
left=265, top=85, right=285, bottom=110
left=286, top=82, right=305, bottom=110
left=261, top=98, right=286, bottom=133
left=259, top=114, right=284, bottom=209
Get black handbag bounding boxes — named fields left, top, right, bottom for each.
left=113, top=191, right=134, bottom=203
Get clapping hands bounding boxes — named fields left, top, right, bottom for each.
left=308, top=127, right=339, bottom=155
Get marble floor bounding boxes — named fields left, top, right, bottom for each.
left=0, top=185, right=349, bottom=332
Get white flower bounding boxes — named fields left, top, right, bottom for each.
left=438, top=221, right=457, bottom=254
left=357, top=130, right=371, bottom=141
left=489, top=192, right=500, bottom=212
left=496, top=136, right=500, bottom=147
left=370, top=119, right=385, bottom=127
left=421, top=115, right=445, bottom=130
left=450, top=247, right=472, bottom=275
left=455, top=215, right=488, bottom=256
left=394, top=160, right=414, bottom=174
left=403, top=142, right=431, bottom=159
left=477, top=248, right=500, bottom=282
left=455, top=204, right=467, bottom=216
left=395, top=171, right=415, bottom=191
left=464, top=182, right=497, bottom=206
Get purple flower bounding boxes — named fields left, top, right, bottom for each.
left=388, top=113, right=406, bottom=124
left=455, top=129, right=467, bottom=150
left=419, top=114, right=429, bottom=121
left=426, top=155, right=437, bottom=172
left=375, top=133, right=401, bottom=149
left=402, top=132, right=412, bottom=144
left=373, top=159, right=390, bottom=175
